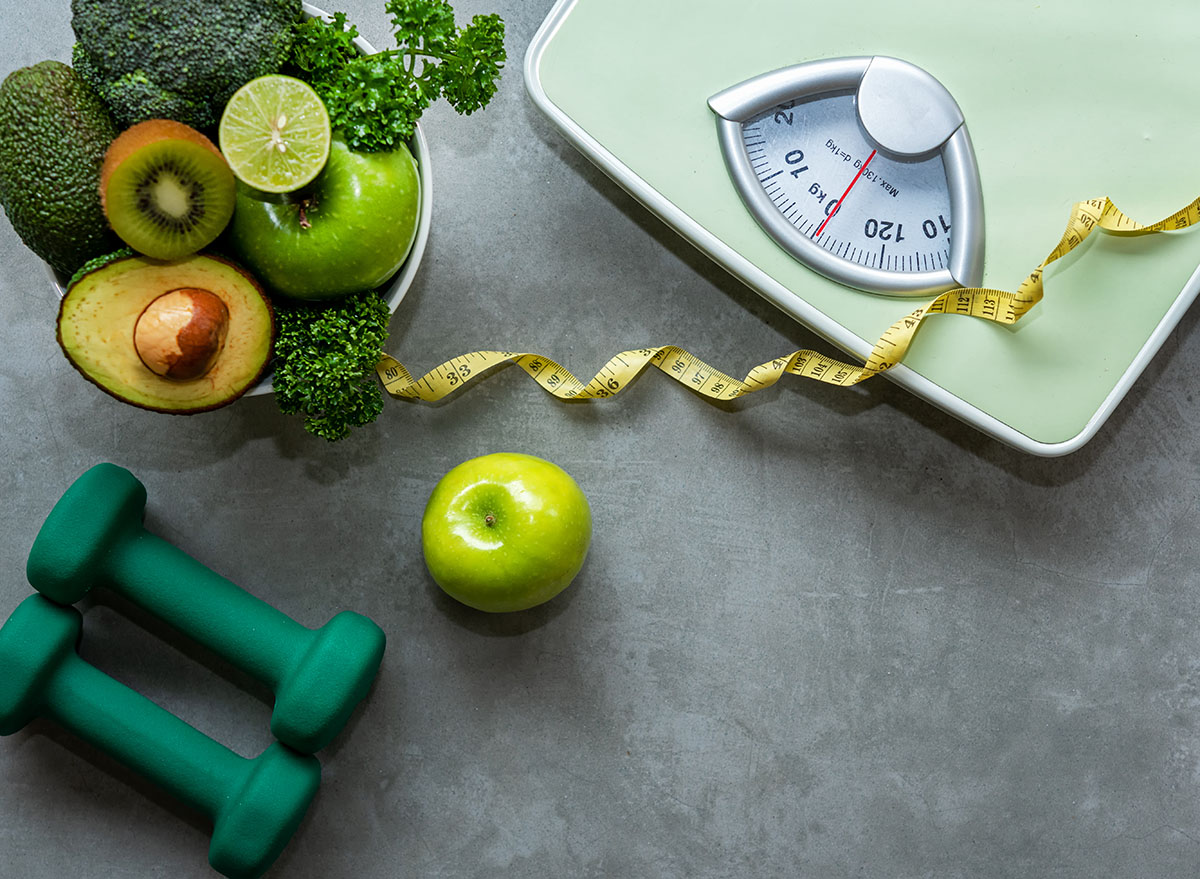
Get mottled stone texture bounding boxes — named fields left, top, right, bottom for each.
left=3, top=2, right=1200, bottom=877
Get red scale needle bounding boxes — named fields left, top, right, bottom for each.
left=814, top=149, right=876, bottom=239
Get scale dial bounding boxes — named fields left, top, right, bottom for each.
left=709, top=56, right=984, bottom=297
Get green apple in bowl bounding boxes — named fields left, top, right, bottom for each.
left=422, top=453, right=593, bottom=613
left=225, top=134, right=421, bottom=300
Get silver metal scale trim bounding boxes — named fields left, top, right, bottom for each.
left=708, top=56, right=985, bottom=297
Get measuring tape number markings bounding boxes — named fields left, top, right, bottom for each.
left=377, top=192, right=1200, bottom=404
left=375, top=55, right=1200, bottom=406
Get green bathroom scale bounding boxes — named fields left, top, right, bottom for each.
left=524, top=0, right=1200, bottom=456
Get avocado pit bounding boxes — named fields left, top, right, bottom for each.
left=134, top=287, right=230, bottom=380
left=58, top=251, right=275, bottom=413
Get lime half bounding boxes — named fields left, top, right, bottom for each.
left=219, top=75, right=332, bottom=193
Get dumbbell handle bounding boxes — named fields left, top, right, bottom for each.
left=46, top=646, right=249, bottom=818
left=0, top=597, right=321, bottom=879
left=108, top=530, right=306, bottom=689
left=27, top=463, right=385, bottom=754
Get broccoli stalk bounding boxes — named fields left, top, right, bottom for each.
left=70, top=0, right=303, bottom=130
left=271, top=291, right=392, bottom=441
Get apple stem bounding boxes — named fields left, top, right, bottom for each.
left=298, top=200, right=313, bottom=230
left=485, top=514, right=496, bottom=527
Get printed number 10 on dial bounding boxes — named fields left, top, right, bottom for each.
left=745, top=94, right=954, bottom=275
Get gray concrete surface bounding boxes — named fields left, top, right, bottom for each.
left=3, top=2, right=1200, bottom=877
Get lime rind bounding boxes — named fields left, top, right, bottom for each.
left=219, top=75, right=332, bottom=194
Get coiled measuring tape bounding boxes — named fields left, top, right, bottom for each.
left=376, top=195, right=1200, bottom=403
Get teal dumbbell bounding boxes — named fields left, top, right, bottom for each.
left=26, top=463, right=385, bottom=754
left=0, top=595, right=320, bottom=879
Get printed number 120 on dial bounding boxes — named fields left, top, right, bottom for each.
left=744, top=93, right=954, bottom=275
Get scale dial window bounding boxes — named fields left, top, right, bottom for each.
left=710, top=56, right=985, bottom=297
left=744, top=94, right=952, bottom=276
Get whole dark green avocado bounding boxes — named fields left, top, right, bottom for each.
left=0, top=60, right=120, bottom=276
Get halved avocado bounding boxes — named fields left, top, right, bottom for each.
left=57, top=252, right=274, bottom=413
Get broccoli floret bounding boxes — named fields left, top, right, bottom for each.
left=70, top=0, right=302, bottom=130
left=72, top=44, right=209, bottom=128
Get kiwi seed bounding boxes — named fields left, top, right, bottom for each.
left=101, top=120, right=236, bottom=261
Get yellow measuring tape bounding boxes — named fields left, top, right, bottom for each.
left=376, top=195, right=1200, bottom=403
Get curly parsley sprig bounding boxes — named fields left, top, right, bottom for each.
left=272, top=291, right=392, bottom=441
left=288, top=0, right=506, bottom=152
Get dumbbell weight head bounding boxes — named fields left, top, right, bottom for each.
left=0, top=596, right=323, bottom=879
left=210, top=742, right=321, bottom=879
left=26, top=462, right=387, bottom=755
left=273, top=611, right=386, bottom=753
left=26, top=462, right=147, bottom=605
left=0, top=595, right=81, bottom=735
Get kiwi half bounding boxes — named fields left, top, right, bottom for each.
left=100, top=120, right=236, bottom=260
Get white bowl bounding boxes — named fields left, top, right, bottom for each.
left=48, top=1, right=433, bottom=398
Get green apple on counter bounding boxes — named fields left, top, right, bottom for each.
left=422, top=453, right=593, bottom=613
left=225, top=135, right=420, bottom=300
